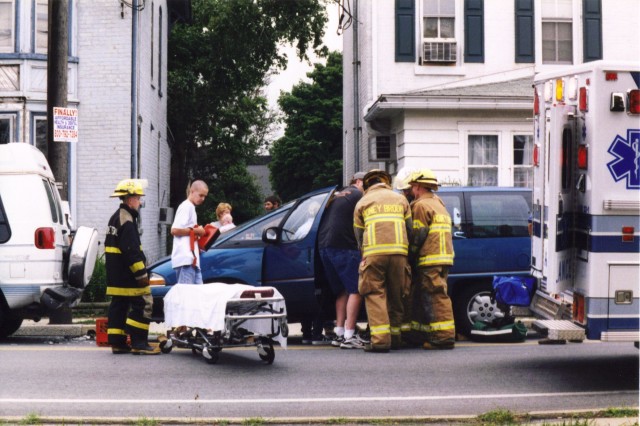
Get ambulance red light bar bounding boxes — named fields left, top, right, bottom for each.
left=605, top=72, right=618, bottom=81
left=577, top=145, right=588, bottom=169
left=629, top=90, right=640, bottom=114
left=533, top=89, right=540, bottom=116
left=622, top=226, right=635, bottom=243
left=579, top=87, right=588, bottom=112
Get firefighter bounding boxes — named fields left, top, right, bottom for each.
left=105, top=179, right=160, bottom=355
left=354, top=169, right=412, bottom=352
left=407, top=169, right=456, bottom=349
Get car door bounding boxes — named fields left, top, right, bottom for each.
left=262, top=189, right=333, bottom=319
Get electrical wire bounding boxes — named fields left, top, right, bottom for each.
left=334, top=0, right=353, bottom=35
left=120, top=0, right=146, bottom=11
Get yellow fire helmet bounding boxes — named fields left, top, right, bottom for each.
left=363, top=169, right=392, bottom=190
left=110, top=178, right=148, bottom=198
left=409, top=168, right=439, bottom=191
left=393, top=167, right=418, bottom=191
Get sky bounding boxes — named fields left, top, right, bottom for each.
left=264, top=2, right=344, bottom=140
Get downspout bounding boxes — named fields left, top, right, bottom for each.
left=352, top=0, right=360, bottom=172
left=130, top=0, right=139, bottom=178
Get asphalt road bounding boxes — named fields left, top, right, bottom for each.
left=0, top=334, right=637, bottom=423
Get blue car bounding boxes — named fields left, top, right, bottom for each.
left=149, top=186, right=335, bottom=323
left=149, top=186, right=532, bottom=337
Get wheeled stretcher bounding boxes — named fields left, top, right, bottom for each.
left=158, top=283, right=288, bottom=364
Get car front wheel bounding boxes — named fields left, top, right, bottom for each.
left=453, top=283, right=506, bottom=338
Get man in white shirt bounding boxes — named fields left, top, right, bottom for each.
left=170, top=180, right=209, bottom=284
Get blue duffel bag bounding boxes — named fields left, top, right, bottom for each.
left=492, top=276, right=536, bottom=307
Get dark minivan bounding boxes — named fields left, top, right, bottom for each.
left=149, top=186, right=531, bottom=337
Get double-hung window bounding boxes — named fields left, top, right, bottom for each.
left=0, top=0, right=14, bottom=53
left=35, top=0, right=49, bottom=54
left=468, top=135, right=498, bottom=186
left=541, top=0, right=573, bottom=64
left=513, top=135, right=533, bottom=188
left=421, top=0, right=456, bottom=64
left=0, top=117, right=13, bottom=144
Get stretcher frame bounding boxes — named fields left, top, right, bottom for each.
left=158, top=287, right=288, bottom=364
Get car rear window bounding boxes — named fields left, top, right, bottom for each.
left=0, top=194, right=10, bottom=243
left=467, top=192, right=531, bottom=238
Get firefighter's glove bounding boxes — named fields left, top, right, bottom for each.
left=137, top=273, right=150, bottom=287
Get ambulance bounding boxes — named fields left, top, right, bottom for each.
left=529, top=61, right=639, bottom=344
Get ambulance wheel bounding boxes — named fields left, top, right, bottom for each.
left=258, top=342, right=275, bottom=364
left=159, top=340, right=173, bottom=354
left=453, top=283, right=505, bottom=338
left=205, top=347, right=219, bottom=364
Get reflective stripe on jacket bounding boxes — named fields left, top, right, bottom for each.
left=411, top=192, right=454, bottom=267
left=354, top=183, right=411, bottom=257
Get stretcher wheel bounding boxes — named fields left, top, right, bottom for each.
left=192, top=347, right=201, bottom=355
left=204, top=347, right=219, bottom=364
left=280, top=323, right=289, bottom=338
left=258, top=341, right=275, bottom=364
left=159, top=339, right=173, bottom=354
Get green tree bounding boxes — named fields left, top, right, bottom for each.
left=269, top=51, right=343, bottom=201
left=168, top=0, right=328, bottom=221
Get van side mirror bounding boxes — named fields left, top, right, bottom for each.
left=453, top=207, right=462, bottom=228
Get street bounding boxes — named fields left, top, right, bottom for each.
left=0, top=333, right=637, bottom=423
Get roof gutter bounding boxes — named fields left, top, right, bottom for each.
left=364, top=95, right=533, bottom=122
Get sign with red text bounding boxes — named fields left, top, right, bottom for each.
left=53, top=107, right=78, bottom=142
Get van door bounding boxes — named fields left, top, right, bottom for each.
left=462, top=190, right=532, bottom=274
left=540, top=105, right=577, bottom=294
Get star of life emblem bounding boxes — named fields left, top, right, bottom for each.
left=607, top=129, right=640, bottom=190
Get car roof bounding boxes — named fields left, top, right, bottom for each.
left=438, top=186, right=531, bottom=193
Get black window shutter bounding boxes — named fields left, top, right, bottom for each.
left=515, top=0, right=534, bottom=63
left=583, top=0, right=602, bottom=62
left=464, top=0, right=484, bottom=63
left=395, top=0, right=415, bottom=62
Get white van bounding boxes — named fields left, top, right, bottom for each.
left=0, top=143, right=99, bottom=338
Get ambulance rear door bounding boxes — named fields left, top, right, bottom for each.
left=540, top=104, right=577, bottom=294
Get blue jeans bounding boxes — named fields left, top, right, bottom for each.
left=174, top=265, right=203, bottom=284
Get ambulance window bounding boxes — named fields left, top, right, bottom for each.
left=561, top=128, right=572, bottom=190
left=0, top=194, right=10, bottom=244
left=42, top=179, right=59, bottom=223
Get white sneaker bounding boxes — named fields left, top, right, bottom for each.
left=331, top=336, right=345, bottom=347
left=340, top=336, right=365, bottom=349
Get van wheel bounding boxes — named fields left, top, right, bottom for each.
left=453, top=284, right=505, bottom=338
left=0, top=310, right=24, bottom=339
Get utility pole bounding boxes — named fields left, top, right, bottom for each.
left=46, top=0, right=72, bottom=325
left=47, top=0, right=69, bottom=200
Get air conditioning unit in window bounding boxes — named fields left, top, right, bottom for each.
left=369, top=135, right=396, bottom=162
left=422, top=41, right=457, bottom=63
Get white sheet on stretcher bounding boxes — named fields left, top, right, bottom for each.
left=163, top=283, right=287, bottom=348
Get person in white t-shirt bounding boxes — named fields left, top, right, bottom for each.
left=170, top=180, right=209, bottom=284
